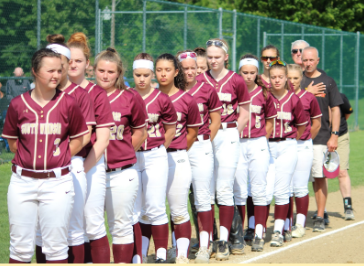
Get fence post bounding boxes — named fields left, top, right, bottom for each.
left=355, top=31, right=360, bottom=130
left=142, top=0, right=146, bottom=52
left=184, top=6, right=187, bottom=50
left=257, top=19, right=260, bottom=57
left=218, top=8, right=222, bottom=39
left=321, top=30, right=325, bottom=70
left=95, top=0, right=99, bottom=54
left=98, top=8, right=102, bottom=54
left=37, top=0, right=41, bottom=50
left=281, top=23, right=284, bottom=61
left=263, top=32, right=267, bottom=47
left=340, top=34, right=343, bottom=93
left=232, top=9, right=237, bottom=72
left=301, top=26, right=304, bottom=39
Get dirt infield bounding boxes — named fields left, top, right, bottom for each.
left=144, top=186, right=364, bottom=263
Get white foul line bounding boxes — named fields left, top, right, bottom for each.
left=241, top=219, right=364, bottom=264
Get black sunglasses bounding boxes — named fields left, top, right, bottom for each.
left=291, top=49, right=303, bottom=54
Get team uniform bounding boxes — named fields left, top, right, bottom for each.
left=105, top=89, right=146, bottom=263
left=186, top=81, right=221, bottom=247
left=83, top=82, right=114, bottom=262
left=233, top=87, right=277, bottom=245
left=2, top=89, right=88, bottom=262
left=196, top=70, right=250, bottom=245
left=266, top=90, right=307, bottom=247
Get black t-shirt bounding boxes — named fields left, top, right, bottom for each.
left=339, top=93, right=353, bottom=136
left=301, top=72, right=343, bottom=145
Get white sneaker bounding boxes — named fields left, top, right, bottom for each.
left=142, top=255, right=148, bottom=263
left=167, top=247, right=176, bottom=263
left=194, top=247, right=209, bottom=264
left=176, top=255, right=189, bottom=264
left=292, top=224, right=306, bottom=238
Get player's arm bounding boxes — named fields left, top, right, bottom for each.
left=163, top=124, right=176, bottom=149
left=69, top=136, right=84, bottom=156
left=7, top=139, right=17, bottom=153
left=82, top=126, right=92, bottom=147
left=84, top=127, right=110, bottom=173
left=237, top=103, right=250, bottom=134
left=327, top=106, right=340, bottom=152
left=296, top=125, right=306, bottom=140
left=310, top=117, right=321, bottom=140
left=131, top=127, right=146, bottom=151
left=186, top=127, right=199, bottom=151
left=265, top=118, right=274, bottom=139
left=209, top=110, right=221, bottom=141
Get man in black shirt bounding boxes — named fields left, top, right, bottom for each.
left=5, top=67, right=31, bottom=100
left=301, top=47, right=343, bottom=232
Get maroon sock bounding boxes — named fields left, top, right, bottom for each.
left=140, top=222, right=152, bottom=240
left=174, top=220, right=192, bottom=257
left=84, top=242, right=92, bottom=263
left=274, top=204, right=289, bottom=223
left=112, top=243, right=134, bottom=263
left=219, top=205, right=234, bottom=238
left=254, top=205, right=267, bottom=234
left=68, top=244, right=84, bottom=263
left=286, top=197, right=294, bottom=230
left=9, top=258, right=29, bottom=263
left=151, top=223, right=169, bottom=255
left=265, top=204, right=270, bottom=231
left=132, top=223, right=143, bottom=262
left=197, top=211, right=211, bottom=248
left=295, top=195, right=309, bottom=226
left=46, top=259, right=67, bottom=263
left=36, top=245, right=46, bottom=263
left=236, top=205, right=246, bottom=229
left=89, top=235, right=110, bottom=263
left=210, top=204, right=215, bottom=240
left=247, top=196, right=254, bottom=227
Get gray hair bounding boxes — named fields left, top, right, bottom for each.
left=291, top=40, right=310, bottom=50
left=302, top=46, right=320, bottom=58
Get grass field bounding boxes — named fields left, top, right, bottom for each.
left=0, top=131, right=363, bottom=262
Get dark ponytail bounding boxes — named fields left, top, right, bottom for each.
left=156, top=53, right=186, bottom=90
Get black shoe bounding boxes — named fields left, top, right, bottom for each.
left=230, top=241, right=245, bottom=255
left=244, top=228, right=255, bottom=246
left=313, top=217, right=325, bottom=232
left=191, top=242, right=199, bottom=253
left=324, top=211, right=330, bottom=225
left=312, top=211, right=317, bottom=219
left=215, top=240, right=229, bottom=261
left=155, top=258, right=167, bottom=263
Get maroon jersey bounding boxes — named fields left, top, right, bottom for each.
left=169, top=90, right=203, bottom=150
left=270, top=91, right=308, bottom=139
left=241, top=86, right=277, bottom=139
left=187, top=81, right=222, bottom=135
left=140, top=89, right=177, bottom=151
left=297, top=90, right=322, bottom=140
left=83, top=82, right=115, bottom=155
left=196, top=70, right=250, bottom=123
left=2, top=90, right=88, bottom=170
left=128, top=87, right=149, bottom=123
left=105, top=90, right=146, bottom=169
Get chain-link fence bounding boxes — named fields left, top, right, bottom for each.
left=0, top=0, right=363, bottom=133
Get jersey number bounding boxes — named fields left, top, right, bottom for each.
left=255, top=116, right=261, bottom=128
left=284, top=122, right=292, bottom=133
left=53, top=138, right=61, bottom=157
left=110, top=125, right=125, bottom=140
left=175, top=124, right=183, bottom=137
left=222, top=103, right=234, bottom=116
left=147, top=124, right=161, bottom=138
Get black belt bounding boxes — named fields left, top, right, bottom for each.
left=269, top=138, right=286, bottom=142
left=166, top=148, right=186, bottom=153
left=106, top=164, right=134, bottom=173
left=195, top=134, right=210, bottom=142
left=12, top=165, right=70, bottom=178
left=137, top=145, right=161, bottom=152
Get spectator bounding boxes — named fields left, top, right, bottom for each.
left=291, top=40, right=309, bottom=70
left=86, top=64, right=94, bottom=79
left=5, top=67, right=31, bottom=100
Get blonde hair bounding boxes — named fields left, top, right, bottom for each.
left=269, top=62, right=290, bottom=91
left=67, top=32, right=91, bottom=61
left=207, top=38, right=229, bottom=68
left=287, top=64, right=303, bottom=77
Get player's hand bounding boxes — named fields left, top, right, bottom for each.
left=306, top=81, right=326, bottom=95
left=326, top=135, right=338, bottom=152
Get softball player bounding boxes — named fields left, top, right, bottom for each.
left=266, top=60, right=307, bottom=247
left=3, top=48, right=88, bottom=263
left=133, top=53, right=177, bottom=263
left=259, top=45, right=280, bottom=87
left=177, top=50, right=222, bottom=262
left=193, top=47, right=209, bottom=75
left=95, top=48, right=146, bottom=263
left=234, top=54, right=277, bottom=252
left=156, top=53, right=202, bottom=264
left=35, top=34, right=96, bottom=264
left=286, top=64, right=322, bottom=239
left=196, top=39, right=250, bottom=261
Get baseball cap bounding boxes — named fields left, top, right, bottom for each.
left=322, top=150, right=340, bottom=179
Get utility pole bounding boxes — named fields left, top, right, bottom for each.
left=111, top=0, right=116, bottom=48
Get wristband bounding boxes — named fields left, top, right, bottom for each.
left=331, top=131, right=339, bottom=136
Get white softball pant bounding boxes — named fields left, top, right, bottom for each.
left=167, top=149, right=192, bottom=224
left=8, top=166, right=74, bottom=262
left=211, top=126, right=240, bottom=206
left=234, top=136, right=270, bottom=206
left=105, top=165, right=139, bottom=244
left=136, top=145, right=169, bottom=225
left=290, top=139, right=313, bottom=198
left=36, top=157, right=87, bottom=247
left=187, top=136, right=214, bottom=212
left=266, top=139, right=298, bottom=205
left=84, top=155, right=107, bottom=241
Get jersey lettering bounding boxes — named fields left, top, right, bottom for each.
left=110, top=125, right=125, bottom=140
left=250, top=105, right=262, bottom=113
left=147, top=124, right=161, bottom=138
left=222, top=103, right=234, bottom=116
left=53, top=138, right=61, bottom=156
left=197, top=103, right=204, bottom=112
left=112, top=112, right=121, bottom=122
left=277, top=111, right=292, bottom=120
left=255, top=116, right=261, bottom=128
left=175, top=124, right=183, bottom=137
left=21, top=123, right=62, bottom=135
left=176, top=112, right=182, bottom=122
left=148, top=113, right=159, bottom=123
left=284, top=122, right=292, bottom=133
left=218, top=92, right=232, bottom=102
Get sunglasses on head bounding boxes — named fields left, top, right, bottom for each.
left=261, top=56, right=278, bottom=62
left=291, top=49, right=303, bottom=54
left=269, top=60, right=286, bottom=67
left=206, top=40, right=228, bottom=52
left=178, top=52, right=197, bottom=61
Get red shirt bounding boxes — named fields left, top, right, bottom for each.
left=270, top=91, right=308, bottom=139
left=140, top=89, right=177, bottom=151
left=2, top=90, right=89, bottom=170
left=297, top=90, right=322, bottom=140
left=196, top=70, right=250, bottom=123
left=83, top=82, right=115, bottom=155
left=105, top=90, right=147, bottom=169
left=241, top=86, right=277, bottom=139
left=64, top=83, right=96, bottom=158
left=187, top=81, right=222, bottom=136
left=169, top=90, right=203, bottom=150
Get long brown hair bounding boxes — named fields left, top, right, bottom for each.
left=156, top=53, right=186, bottom=90
left=260, top=44, right=280, bottom=57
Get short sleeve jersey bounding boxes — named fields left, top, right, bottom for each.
left=187, top=81, right=222, bottom=135
left=2, top=90, right=89, bottom=170
left=83, top=82, right=115, bottom=155
left=270, top=91, right=308, bottom=139
left=141, top=89, right=177, bottom=151
left=196, top=70, right=250, bottom=123
left=105, top=90, right=146, bottom=169
left=301, top=72, right=343, bottom=145
left=296, top=90, right=322, bottom=140
left=128, top=87, right=149, bottom=123
left=169, top=90, right=203, bottom=150
left=241, top=87, right=277, bottom=139
left=339, top=93, right=353, bottom=136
